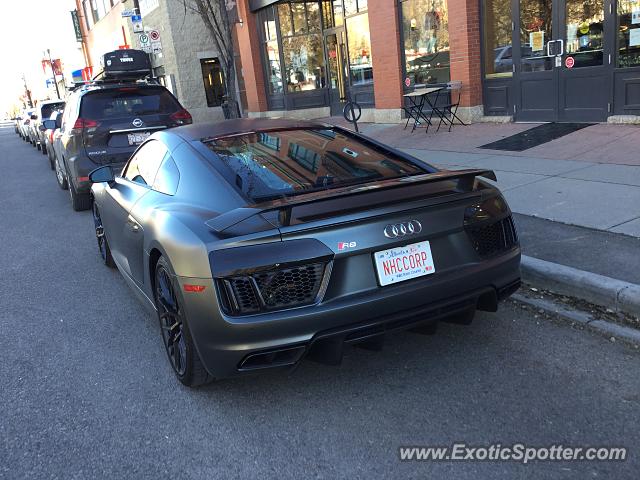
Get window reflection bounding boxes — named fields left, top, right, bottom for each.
left=263, top=8, right=283, bottom=94
left=346, top=14, right=373, bottom=85
left=519, top=0, right=553, bottom=71
left=618, top=0, right=640, bottom=68
left=565, top=0, right=604, bottom=67
left=401, top=0, right=450, bottom=86
left=483, top=0, right=513, bottom=78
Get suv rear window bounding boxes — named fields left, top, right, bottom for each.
left=80, top=87, right=180, bottom=119
left=41, top=102, right=65, bottom=119
left=205, top=129, right=426, bottom=202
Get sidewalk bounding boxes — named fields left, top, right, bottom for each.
left=327, top=119, right=640, bottom=319
left=349, top=121, right=640, bottom=237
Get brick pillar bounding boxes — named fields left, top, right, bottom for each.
left=236, top=0, right=269, bottom=114
left=448, top=0, right=483, bottom=116
left=368, top=1, right=404, bottom=121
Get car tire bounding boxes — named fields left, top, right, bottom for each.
left=92, top=202, right=116, bottom=268
left=69, top=177, right=92, bottom=211
left=55, top=158, right=68, bottom=190
left=48, top=150, right=55, bottom=170
left=36, top=142, right=41, bottom=150
left=41, top=144, right=47, bottom=155
left=154, top=256, right=213, bottom=387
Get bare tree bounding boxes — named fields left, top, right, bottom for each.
left=178, top=0, right=241, bottom=118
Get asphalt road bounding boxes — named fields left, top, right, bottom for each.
left=1, top=122, right=639, bottom=479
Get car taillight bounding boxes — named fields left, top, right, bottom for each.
left=49, top=131, right=54, bottom=143
left=73, top=118, right=100, bottom=130
left=170, top=109, right=192, bottom=125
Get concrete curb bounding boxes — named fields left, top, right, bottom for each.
left=513, top=293, right=640, bottom=346
left=521, top=255, right=640, bottom=319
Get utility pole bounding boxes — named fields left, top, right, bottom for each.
left=21, top=74, right=33, bottom=108
left=46, top=49, right=61, bottom=99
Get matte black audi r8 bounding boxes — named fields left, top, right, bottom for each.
left=89, top=118, right=521, bottom=386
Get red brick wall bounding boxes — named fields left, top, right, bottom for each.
left=448, top=0, right=483, bottom=107
left=236, top=0, right=269, bottom=112
left=369, top=2, right=405, bottom=110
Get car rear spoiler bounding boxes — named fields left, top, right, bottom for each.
left=206, top=168, right=496, bottom=234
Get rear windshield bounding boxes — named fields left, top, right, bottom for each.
left=41, top=102, right=65, bottom=119
left=205, top=129, right=427, bottom=202
left=80, top=87, right=180, bottom=119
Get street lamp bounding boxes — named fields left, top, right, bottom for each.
left=45, top=49, right=61, bottom=99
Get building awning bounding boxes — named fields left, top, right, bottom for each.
left=249, top=0, right=280, bottom=12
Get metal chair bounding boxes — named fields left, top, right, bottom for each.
left=435, top=81, right=466, bottom=132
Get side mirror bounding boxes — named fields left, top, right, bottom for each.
left=42, top=119, right=56, bottom=130
left=39, top=124, right=47, bottom=131
left=89, top=165, right=115, bottom=184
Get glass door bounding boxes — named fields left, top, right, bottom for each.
left=514, top=0, right=613, bottom=121
left=557, top=0, right=612, bottom=121
left=325, top=29, right=349, bottom=115
left=514, top=0, right=559, bottom=120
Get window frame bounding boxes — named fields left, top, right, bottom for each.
left=397, top=0, right=452, bottom=90
left=199, top=57, right=226, bottom=107
left=122, top=139, right=168, bottom=187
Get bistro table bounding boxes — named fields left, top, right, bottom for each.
left=403, top=86, right=444, bottom=133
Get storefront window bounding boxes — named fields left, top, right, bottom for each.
left=263, top=8, right=284, bottom=94
left=200, top=58, right=226, bottom=107
left=278, top=2, right=325, bottom=92
left=565, top=0, right=604, bottom=68
left=482, top=0, right=513, bottom=78
left=618, top=0, right=640, bottom=67
left=401, top=0, right=450, bottom=86
left=346, top=14, right=373, bottom=85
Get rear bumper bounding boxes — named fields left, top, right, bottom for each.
left=67, top=154, right=125, bottom=194
left=182, top=247, right=521, bottom=379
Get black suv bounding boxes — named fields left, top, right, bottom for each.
left=49, top=50, right=192, bottom=211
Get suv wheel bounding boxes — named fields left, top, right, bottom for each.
left=41, top=144, right=47, bottom=155
left=55, top=158, right=68, bottom=190
left=68, top=176, right=92, bottom=211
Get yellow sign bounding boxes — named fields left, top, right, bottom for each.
left=530, top=31, right=545, bottom=52
left=579, top=21, right=590, bottom=35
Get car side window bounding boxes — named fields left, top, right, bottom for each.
left=123, top=140, right=167, bottom=186
left=152, top=155, right=180, bottom=196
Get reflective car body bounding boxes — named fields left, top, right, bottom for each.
left=91, top=119, right=521, bottom=382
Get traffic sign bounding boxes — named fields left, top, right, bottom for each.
left=151, top=41, right=163, bottom=54
left=149, top=30, right=160, bottom=41
left=131, top=15, right=143, bottom=33
left=121, top=9, right=137, bottom=17
left=139, top=33, right=150, bottom=46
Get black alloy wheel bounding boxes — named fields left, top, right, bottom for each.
left=92, top=202, right=115, bottom=268
left=154, top=257, right=212, bottom=387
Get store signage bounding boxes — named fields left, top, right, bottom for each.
left=405, top=77, right=411, bottom=87
left=70, top=10, right=82, bottom=42
left=565, top=56, right=575, bottom=69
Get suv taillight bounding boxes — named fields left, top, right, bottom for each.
left=73, top=118, right=100, bottom=130
left=170, top=109, right=192, bottom=125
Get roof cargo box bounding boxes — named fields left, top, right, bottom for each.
left=100, top=49, right=151, bottom=80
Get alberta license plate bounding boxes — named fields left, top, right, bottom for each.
left=127, top=132, right=151, bottom=145
left=374, top=241, right=436, bottom=287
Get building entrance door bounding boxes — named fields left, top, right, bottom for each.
left=513, top=0, right=614, bottom=121
left=325, top=29, right=349, bottom=116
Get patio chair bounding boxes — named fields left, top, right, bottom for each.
left=435, top=81, right=466, bottom=132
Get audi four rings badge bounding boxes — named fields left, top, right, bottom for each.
left=383, top=220, right=422, bottom=238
